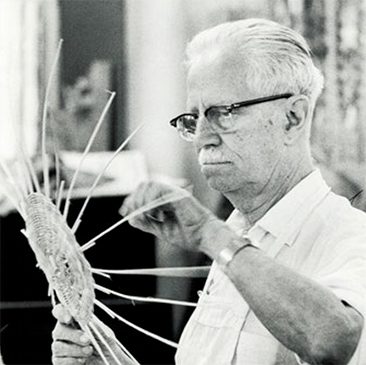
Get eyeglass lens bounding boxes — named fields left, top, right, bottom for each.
left=177, top=115, right=197, bottom=141
left=206, top=107, right=234, bottom=131
left=177, top=107, right=234, bottom=140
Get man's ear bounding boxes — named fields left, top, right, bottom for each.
left=284, top=96, right=310, bottom=144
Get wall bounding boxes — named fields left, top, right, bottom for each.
left=59, top=0, right=126, bottom=149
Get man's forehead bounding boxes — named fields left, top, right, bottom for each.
left=186, top=54, right=255, bottom=108
left=187, top=50, right=242, bottom=82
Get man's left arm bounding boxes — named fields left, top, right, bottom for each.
left=206, top=235, right=364, bottom=365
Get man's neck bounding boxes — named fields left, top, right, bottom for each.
left=225, top=161, right=314, bottom=227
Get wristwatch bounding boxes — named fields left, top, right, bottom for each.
left=216, top=235, right=255, bottom=268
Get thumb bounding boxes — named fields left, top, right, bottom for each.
left=52, top=304, right=72, bottom=325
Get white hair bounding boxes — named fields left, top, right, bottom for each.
left=186, top=18, right=324, bottom=108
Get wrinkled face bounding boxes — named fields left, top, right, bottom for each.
left=187, top=56, right=289, bottom=197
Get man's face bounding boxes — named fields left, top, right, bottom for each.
left=187, top=56, right=289, bottom=197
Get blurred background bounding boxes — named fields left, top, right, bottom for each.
left=1, top=0, right=366, bottom=364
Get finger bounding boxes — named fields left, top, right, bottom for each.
left=121, top=184, right=164, bottom=229
left=130, top=182, right=153, bottom=213
left=52, top=356, right=86, bottom=365
left=145, top=210, right=165, bottom=223
left=128, top=213, right=158, bottom=234
left=120, top=182, right=150, bottom=216
left=121, top=181, right=173, bottom=216
left=52, top=322, right=91, bottom=346
left=52, top=304, right=72, bottom=324
left=133, top=181, right=161, bottom=212
left=52, top=341, right=93, bottom=358
left=138, top=182, right=182, bottom=220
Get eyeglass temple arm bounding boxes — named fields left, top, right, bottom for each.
left=230, top=93, right=293, bottom=109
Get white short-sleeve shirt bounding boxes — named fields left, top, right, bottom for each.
left=175, top=170, right=366, bottom=365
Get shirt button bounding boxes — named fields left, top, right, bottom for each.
left=206, top=278, right=214, bottom=295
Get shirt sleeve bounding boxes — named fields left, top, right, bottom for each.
left=312, top=233, right=366, bottom=317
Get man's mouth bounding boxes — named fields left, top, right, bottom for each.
left=202, top=161, right=231, bottom=165
left=198, top=150, right=231, bottom=166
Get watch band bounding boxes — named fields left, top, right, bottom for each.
left=216, top=235, right=254, bottom=268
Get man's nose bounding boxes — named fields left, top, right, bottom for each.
left=194, top=116, right=221, bottom=149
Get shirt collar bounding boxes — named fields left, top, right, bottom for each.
left=227, top=170, right=331, bottom=247
left=256, top=169, right=331, bottom=246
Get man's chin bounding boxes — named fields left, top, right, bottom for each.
left=206, top=176, right=237, bottom=193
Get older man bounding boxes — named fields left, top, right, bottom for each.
left=52, top=19, right=366, bottom=365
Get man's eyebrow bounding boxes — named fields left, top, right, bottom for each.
left=185, top=108, right=198, bottom=115
left=187, top=96, right=212, bottom=113
left=207, top=99, right=239, bottom=108
left=186, top=104, right=200, bottom=114
left=189, top=102, right=217, bottom=113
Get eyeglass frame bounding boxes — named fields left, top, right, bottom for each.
left=169, top=93, right=294, bottom=141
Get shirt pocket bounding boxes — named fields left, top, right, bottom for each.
left=234, top=331, right=279, bottom=365
left=233, top=311, right=279, bottom=365
left=176, top=301, right=246, bottom=365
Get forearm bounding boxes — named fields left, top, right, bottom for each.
left=200, top=224, right=362, bottom=364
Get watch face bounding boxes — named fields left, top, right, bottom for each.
left=217, top=237, right=254, bottom=268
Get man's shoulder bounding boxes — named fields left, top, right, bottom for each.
left=314, top=190, right=366, bottom=237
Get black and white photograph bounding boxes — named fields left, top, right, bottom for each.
left=0, top=0, right=365, bottom=364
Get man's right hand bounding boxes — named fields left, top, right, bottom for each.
left=51, top=304, right=136, bottom=365
left=120, top=181, right=229, bottom=256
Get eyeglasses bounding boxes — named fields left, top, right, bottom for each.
left=169, top=93, right=293, bottom=142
